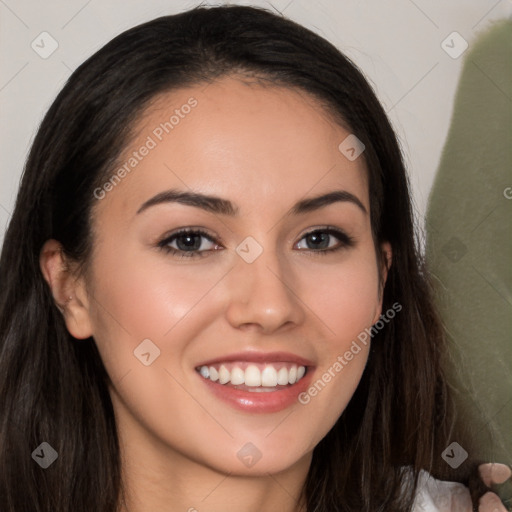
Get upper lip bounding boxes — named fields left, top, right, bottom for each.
left=196, top=351, right=314, bottom=368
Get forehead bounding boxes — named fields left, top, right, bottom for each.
left=94, top=77, right=369, bottom=219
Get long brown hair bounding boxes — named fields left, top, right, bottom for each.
left=0, top=5, right=483, bottom=511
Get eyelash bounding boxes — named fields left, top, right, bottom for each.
left=156, top=227, right=355, bottom=259
left=157, top=228, right=219, bottom=259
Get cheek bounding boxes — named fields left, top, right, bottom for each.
left=291, top=249, right=379, bottom=430
left=297, top=251, right=381, bottom=339
left=295, top=344, right=369, bottom=457
left=86, top=245, right=228, bottom=378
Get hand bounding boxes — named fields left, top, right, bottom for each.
left=478, top=463, right=511, bottom=512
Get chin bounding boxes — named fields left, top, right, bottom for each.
left=195, top=439, right=313, bottom=477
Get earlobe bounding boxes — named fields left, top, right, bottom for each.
left=39, top=239, right=93, bottom=340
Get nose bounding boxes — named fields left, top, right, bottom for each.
left=224, top=245, right=305, bottom=334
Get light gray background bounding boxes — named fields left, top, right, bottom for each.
left=1, top=0, right=511, bottom=243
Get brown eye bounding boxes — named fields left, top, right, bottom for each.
left=157, top=229, right=222, bottom=258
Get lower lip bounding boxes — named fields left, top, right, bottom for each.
left=198, top=370, right=314, bottom=413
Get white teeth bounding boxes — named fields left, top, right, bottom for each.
left=288, top=365, right=297, bottom=384
left=218, top=365, right=230, bottom=384
left=277, top=367, right=289, bottom=385
left=209, top=366, right=219, bottom=382
left=230, top=366, right=245, bottom=385
left=244, top=365, right=261, bottom=387
left=197, top=362, right=307, bottom=388
left=261, top=366, right=278, bottom=387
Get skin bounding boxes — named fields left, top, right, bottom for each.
left=39, top=77, right=506, bottom=511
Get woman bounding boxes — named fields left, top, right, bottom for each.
left=0, top=5, right=509, bottom=511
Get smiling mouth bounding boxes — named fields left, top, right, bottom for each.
left=196, top=362, right=308, bottom=392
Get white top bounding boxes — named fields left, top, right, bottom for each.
left=412, top=470, right=473, bottom=511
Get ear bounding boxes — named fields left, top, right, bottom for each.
left=372, top=241, right=392, bottom=324
left=39, top=239, right=93, bottom=339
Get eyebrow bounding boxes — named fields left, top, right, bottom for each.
left=136, top=188, right=367, bottom=216
left=136, top=189, right=238, bottom=216
left=292, top=190, right=367, bottom=215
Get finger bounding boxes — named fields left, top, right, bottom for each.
left=479, top=491, right=507, bottom=512
left=479, top=463, right=512, bottom=487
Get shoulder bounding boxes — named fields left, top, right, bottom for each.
left=411, top=469, right=472, bottom=512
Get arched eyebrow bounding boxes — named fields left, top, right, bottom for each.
left=291, top=190, right=367, bottom=215
left=136, top=189, right=367, bottom=216
left=136, top=189, right=237, bottom=216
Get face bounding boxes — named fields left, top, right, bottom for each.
left=64, top=77, right=390, bottom=476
